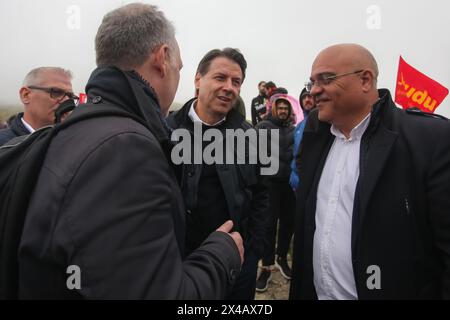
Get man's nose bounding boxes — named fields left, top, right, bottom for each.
left=59, top=95, right=70, bottom=103
left=309, top=83, right=322, bottom=97
left=223, top=79, right=234, bottom=92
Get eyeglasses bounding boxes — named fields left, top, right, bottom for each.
left=305, top=69, right=364, bottom=92
left=28, top=86, right=79, bottom=101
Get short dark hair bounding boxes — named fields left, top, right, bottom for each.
left=265, top=81, right=277, bottom=89
left=273, top=87, right=288, bottom=95
left=258, top=81, right=266, bottom=87
left=196, top=48, right=247, bottom=80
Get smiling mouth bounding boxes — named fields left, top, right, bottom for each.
left=217, top=96, right=232, bottom=103
left=315, top=99, right=329, bottom=106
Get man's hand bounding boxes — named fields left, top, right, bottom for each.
left=217, top=220, right=244, bottom=265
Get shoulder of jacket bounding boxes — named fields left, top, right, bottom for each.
left=254, top=120, right=270, bottom=129
left=67, top=115, right=154, bottom=144
left=166, top=111, right=178, bottom=128
left=405, top=108, right=449, bottom=121
left=0, top=127, right=12, bottom=136
left=240, top=119, right=253, bottom=130
left=0, top=128, right=15, bottom=141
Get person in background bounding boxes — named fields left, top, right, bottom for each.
left=0, top=67, right=76, bottom=146
left=265, top=81, right=277, bottom=98
left=234, top=95, right=247, bottom=119
left=255, top=94, right=296, bottom=292
left=251, top=81, right=267, bottom=125
left=289, top=88, right=316, bottom=190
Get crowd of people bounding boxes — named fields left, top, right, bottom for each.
left=1, top=2, right=449, bottom=300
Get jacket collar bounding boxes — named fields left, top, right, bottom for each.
left=304, top=89, right=394, bottom=136
left=188, top=100, right=226, bottom=126
left=85, top=66, right=171, bottom=145
left=351, top=90, right=398, bottom=253
left=11, top=112, right=31, bottom=136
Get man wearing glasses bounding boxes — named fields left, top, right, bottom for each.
left=0, top=67, right=76, bottom=146
left=290, top=43, right=450, bottom=299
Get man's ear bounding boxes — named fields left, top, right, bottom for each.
left=19, top=87, right=31, bottom=105
left=194, top=73, right=201, bottom=96
left=152, top=44, right=170, bottom=78
left=361, top=69, right=375, bottom=92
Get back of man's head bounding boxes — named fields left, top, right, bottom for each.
left=273, top=87, right=288, bottom=95
left=265, top=81, right=277, bottom=97
left=265, top=81, right=276, bottom=90
left=95, top=3, right=176, bottom=70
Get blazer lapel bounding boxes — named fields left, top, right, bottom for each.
left=300, top=121, right=334, bottom=227
left=352, top=126, right=398, bottom=251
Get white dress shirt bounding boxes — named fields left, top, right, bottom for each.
left=21, top=116, right=35, bottom=133
left=188, top=100, right=226, bottom=126
left=313, top=113, right=371, bottom=300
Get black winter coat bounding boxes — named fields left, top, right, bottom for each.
left=18, top=67, right=241, bottom=299
left=255, top=116, right=294, bottom=182
left=167, top=99, right=269, bottom=258
left=290, top=89, right=450, bottom=299
left=0, top=113, right=30, bottom=146
left=251, top=95, right=266, bottom=125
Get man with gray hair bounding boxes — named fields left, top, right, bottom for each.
left=19, top=3, right=243, bottom=299
left=0, top=67, right=76, bottom=146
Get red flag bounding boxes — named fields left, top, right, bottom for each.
left=395, top=56, right=448, bottom=113
left=78, top=93, right=87, bottom=104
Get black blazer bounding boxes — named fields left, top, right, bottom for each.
left=167, top=100, right=269, bottom=258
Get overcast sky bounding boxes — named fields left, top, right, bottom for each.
left=1, top=0, right=449, bottom=118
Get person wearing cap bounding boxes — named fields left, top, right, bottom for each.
left=289, top=88, right=316, bottom=190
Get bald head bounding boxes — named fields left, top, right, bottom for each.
left=313, top=44, right=379, bottom=86
left=309, top=44, right=380, bottom=137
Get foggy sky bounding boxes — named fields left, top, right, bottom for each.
left=1, top=0, right=449, bottom=118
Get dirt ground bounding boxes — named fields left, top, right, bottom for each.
left=254, top=257, right=291, bottom=300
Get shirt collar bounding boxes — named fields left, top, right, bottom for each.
left=188, top=100, right=226, bottom=126
left=330, top=112, right=371, bottom=142
left=21, top=116, right=35, bottom=133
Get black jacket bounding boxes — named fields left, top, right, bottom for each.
left=18, top=67, right=241, bottom=299
left=251, top=95, right=266, bottom=125
left=255, top=115, right=294, bottom=182
left=167, top=99, right=269, bottom=258
left=0, top=113, right=30, bottom=146
left=290, top=89, right=450, bottom=299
